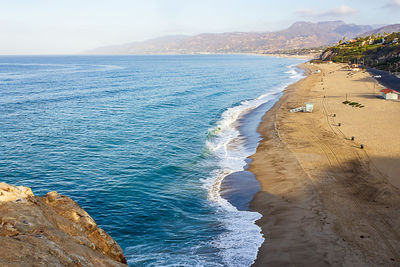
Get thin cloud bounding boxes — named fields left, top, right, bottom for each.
left=384, top=0, right=400, bottom=8
left=296, top=8, right=319, bottom=17
left=296, top=5, right=358, bottom=17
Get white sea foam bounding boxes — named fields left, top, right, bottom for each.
left=203, top=64, right=304, bottom=266
left=285, top=64, right=304, bottom=79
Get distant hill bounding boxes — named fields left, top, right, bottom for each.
left=86, top=21, right=374, bottom=55
left=361, top=24, right=400, bottom=37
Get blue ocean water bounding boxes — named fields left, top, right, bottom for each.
left=0, top=55, right=304, bottom=266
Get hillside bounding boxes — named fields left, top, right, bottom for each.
left=87, top=21, right=373, bottom=54
left=320, top=32, right=400, bottom=72
left=361, top=24, right=400, bottom=37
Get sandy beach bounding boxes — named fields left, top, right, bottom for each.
left=250, top=62, right=400, bottom=266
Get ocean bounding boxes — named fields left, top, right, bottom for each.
left=0, top=55, right=304, bottom=266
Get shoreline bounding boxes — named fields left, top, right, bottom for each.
left=249, top=62, right=400, bottom=266
left=218, top=63, right=306, bottom=212
left=211, top=61, right=306, bottom=265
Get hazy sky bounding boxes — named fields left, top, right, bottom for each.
left=0, top=0, right=399, bottom=54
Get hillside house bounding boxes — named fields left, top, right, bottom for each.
left=345, top=39, right=357, bottom=45
left=381, top=88, right=400, bottom=100
left=350, top=64, right=362, bottom=71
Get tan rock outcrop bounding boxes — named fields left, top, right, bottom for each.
left=0, top=183, right=128, bottom=267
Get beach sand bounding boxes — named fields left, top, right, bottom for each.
left=249, top=62, right=400, bottom=266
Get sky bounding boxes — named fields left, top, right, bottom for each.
left=0, top=0, right=399, bottom=54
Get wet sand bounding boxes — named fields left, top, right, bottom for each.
left=249, top=62, right=400, bottom=266
left=220, top=171, right=260, bottom=211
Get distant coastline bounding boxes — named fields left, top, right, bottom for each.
left=254, top=52, right=317, bottom=60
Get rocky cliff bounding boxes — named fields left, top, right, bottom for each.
left=0, top=182, right=127, bottom=266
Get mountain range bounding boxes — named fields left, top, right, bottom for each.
left=86, top=21, right=399, bottom=55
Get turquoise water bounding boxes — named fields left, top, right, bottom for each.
left=0, top=55, right=304, bottom=266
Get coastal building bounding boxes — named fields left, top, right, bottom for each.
left=381, top=88, right=400, bottom=100
left=345, top=39, right=356, bottom=44
left=350, top=64, right=363, bottom=71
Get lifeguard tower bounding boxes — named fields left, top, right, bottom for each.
left=290, top=102, right=314, bottom=113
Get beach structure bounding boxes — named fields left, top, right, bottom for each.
left=290, top=102, right=314, bottom=113
left=305, top=102, right=314, bottom=112
left=380, top=88, right=400, bottom=100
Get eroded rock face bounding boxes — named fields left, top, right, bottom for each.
left=320, top=49, right=335, bottom=61
left=0, top=183, right=127, bottom=266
